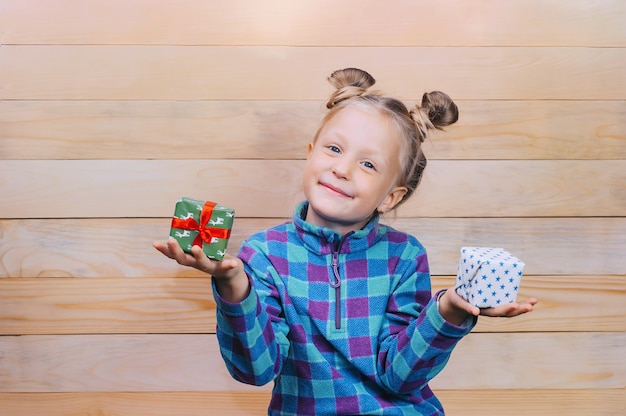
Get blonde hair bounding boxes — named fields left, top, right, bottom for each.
left=314, top=68, right=458, bottom=207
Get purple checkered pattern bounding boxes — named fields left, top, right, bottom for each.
left=214, top=202, right=475, bottom=415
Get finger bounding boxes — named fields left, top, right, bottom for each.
left=480, top=303, right=519, bottom=317
left=447, top=289, right=480, bottom=316
left=189, top=248, right=239, bottom=273
left=456, top=299, right=480, bottom=317
left=480, top=300, right=536, bottom=317
left=515, top=300, right=537, bottom=314
left=167, top=239, right=198, bottom=266
left=153, top=240, right=171, bottom=257
left=523, top=297, right=539, bottom=307
left=190, top=245, right=217, bottom=272
left=504, top=299, right=537, bottom=316
left=218, top=255, right=240, bottom=270
left=154, top=239, right=185, bottom=261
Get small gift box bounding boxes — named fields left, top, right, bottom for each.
left=454, top=247, right=525, bottom=308
left=169, top=197, right=235, bottom=261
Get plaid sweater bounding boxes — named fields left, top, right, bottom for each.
left=213, top=202, right=476, bottom=415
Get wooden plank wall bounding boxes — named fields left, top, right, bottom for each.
left=1, top=1, right=624, bottom=414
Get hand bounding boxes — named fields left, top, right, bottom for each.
left=153, top=238, right=241, bottom=278
left=438, top=287, right=538, bottom=325
left=478, top=297, right=538, bottom=318
left=153, top=238, right=250, bottom=302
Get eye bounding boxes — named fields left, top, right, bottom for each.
left=327, top=145, right=341, bottom=153
left=362, top=161, right=376, bottom=170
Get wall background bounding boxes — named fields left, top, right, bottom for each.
left=1, top=1, right=624, bottom=414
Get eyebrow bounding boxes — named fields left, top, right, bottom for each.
left=319, top=126, right=394, bottom=168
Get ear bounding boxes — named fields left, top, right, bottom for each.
left=377, top=186, right=408, bottom=214
left=306, top=142, right=314, bottom=159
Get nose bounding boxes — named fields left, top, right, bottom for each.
left=332, top=157, right=353, bottom=180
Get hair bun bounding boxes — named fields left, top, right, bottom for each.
left=328, top=68, right=376, bottom=89
left=410, top=91, right=459, bottom=141
left=420, top=91, right=459, bottom=129
left=326, top=68, right=376, bottom=109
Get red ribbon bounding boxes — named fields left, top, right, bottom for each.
left=171, top=201, right=231, bottom=248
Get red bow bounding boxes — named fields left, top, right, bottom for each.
left=171, top=201, right=231, bottom=247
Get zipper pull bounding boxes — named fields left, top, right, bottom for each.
left=330, top=251, right=341, bottom=288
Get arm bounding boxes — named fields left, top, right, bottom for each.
left=154, top=237, right=289, bottom=385
left=376, top=248, right=476, bottom=394
left=213, top=240, right=291, bottom=386
left=153, top=239, right=288, bottom=385
left=377, top=254, right=538, bottom=394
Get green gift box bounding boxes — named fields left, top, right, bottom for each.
left=169, top=197, right=235, bottom=260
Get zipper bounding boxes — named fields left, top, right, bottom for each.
left=329, top=235, right=349, bottom=330
left=330, top=250, right=341, bottom=329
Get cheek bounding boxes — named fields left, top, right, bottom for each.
left=303, top=157, right=314, bottom=176
left=304, top=153, right=325, bottom=175
left=302, top=159, right=317, bottom=189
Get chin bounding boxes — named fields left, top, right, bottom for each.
left=312, top=205, right=372, bottom=229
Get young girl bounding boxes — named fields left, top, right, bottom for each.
left=154, top=68, right=537, bottom=415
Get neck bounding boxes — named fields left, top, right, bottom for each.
left=303, top=205, right=374, bottom=236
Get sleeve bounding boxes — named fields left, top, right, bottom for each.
left=376, top=242, right=477, bottom=394
left=212, top=238, right=291, bottom=386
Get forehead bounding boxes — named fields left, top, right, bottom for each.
left=318, top=104, right=399, bottom=149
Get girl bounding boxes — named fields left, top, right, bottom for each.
left=154, top=68, right=537, bottom=415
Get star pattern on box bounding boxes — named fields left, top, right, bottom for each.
left=454, top=247, right=525, bottom=308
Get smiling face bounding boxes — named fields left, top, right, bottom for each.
left=302, top=104, right=408, bottom=235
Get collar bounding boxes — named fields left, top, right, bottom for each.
left=292, top=201, right=383, bottom=256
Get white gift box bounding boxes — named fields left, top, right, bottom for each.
left=454, top=247, right=525, bottom=308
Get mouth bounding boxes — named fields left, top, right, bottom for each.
left=319, top=181, right=352, bottom=198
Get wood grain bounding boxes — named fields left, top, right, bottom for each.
left=2, top=160, right=624, bottom=218
left=1, top=46, right=624, bottom=100
left=0, top=275, right=622, bottom=336
left=1, top=0, right=624, bottom=413
left=1, top=0, right=623, bottom=47
left=0, top=277, right=217, bottom=335
left=0, top=333, right=623, bottom=392
left=0, top=392, right=274, bottom=416
left=1, top=100, right=624, bottom=160
left=439, top=332, right=626, bottom=390
left=0, top=390, right=623, bottom=416
left=436, top=389, right=626, bottom=416
left=1, top=218, right=625, bottom=277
